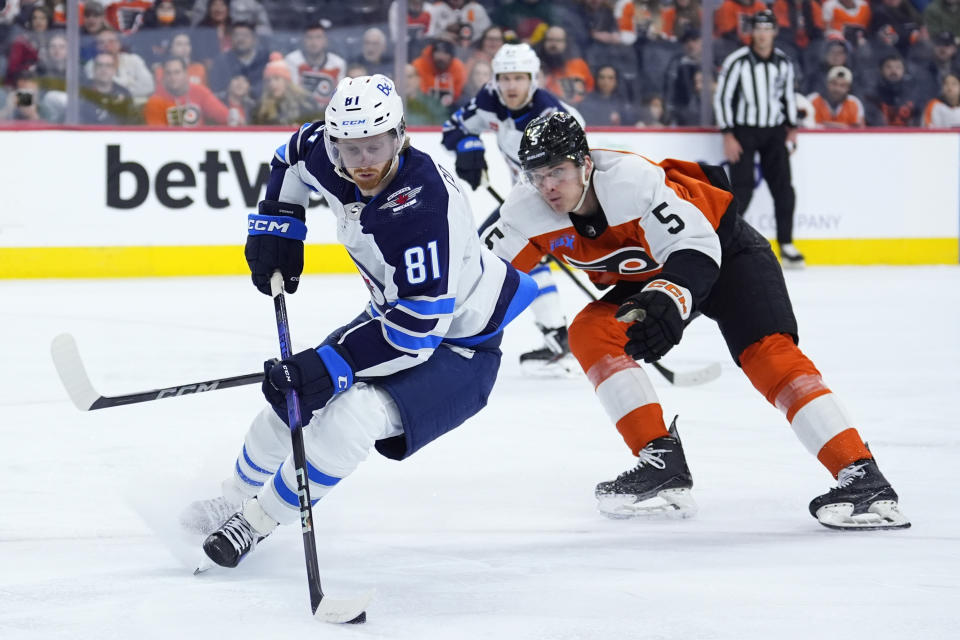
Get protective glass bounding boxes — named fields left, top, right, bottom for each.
left=522, top=163, right=581, bottom=191
left=327, top=131, right=400, bottom=169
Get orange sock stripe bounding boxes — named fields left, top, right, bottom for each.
left=817, top=428, right=873, bottom=477
left=615, top=403, right=668, bottom=456
left=586, top=354, right=640, bottom=388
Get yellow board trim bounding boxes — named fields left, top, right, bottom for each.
left=0, top=238, right=956, bottom=278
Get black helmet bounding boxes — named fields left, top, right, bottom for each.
left=518, top=111, right=589, bottom=172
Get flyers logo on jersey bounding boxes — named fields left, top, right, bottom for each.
left=564, top=248, right=658, bottom=275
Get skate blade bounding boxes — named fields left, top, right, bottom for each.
left=314, top=589, right=376, bottom=624
left=193, top=554, right=215, bottom=575
left=815, top=500, right=911, bottom=531
left=519, top=354, right=580, bottom=379
left=598, top=488, right=698, bottom=520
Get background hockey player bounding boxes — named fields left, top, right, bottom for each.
left=442, top=43, right=584, bottom=374
left=182, top=74, right=538, bottom=568
left=489, top=111, right=909, bottom=531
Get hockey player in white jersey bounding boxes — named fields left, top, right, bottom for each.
left=442, top=43, right=584, bottom=375
left=182, top=75, right=538, bottom=568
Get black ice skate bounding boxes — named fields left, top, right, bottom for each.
left=519, top=325, right=577, bottom=377
left=201, top=509, right=271, bottom=569
left=595, top=417, right=697, bottom=519
left=809, top=457, right=910, bottom=531
left=779, top=243, right=805, bottom=270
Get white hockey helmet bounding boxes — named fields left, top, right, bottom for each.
left=491, top=43, right=540, bottom=107
left=324, top=74, right=406, bottom=173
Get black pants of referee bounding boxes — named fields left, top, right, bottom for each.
left=728, top=125, right=796, bottom=246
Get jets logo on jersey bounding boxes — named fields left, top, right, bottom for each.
left=564, top=247, right=658, bottom=275
left=379, top=186, right=423, bottom=212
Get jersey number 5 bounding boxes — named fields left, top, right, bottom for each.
left=652, top=202, right=685, bottom=235
left=404, top=241, right=442, bottom=284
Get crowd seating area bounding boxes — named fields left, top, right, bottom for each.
left=1, top=0, right=957, bottom=127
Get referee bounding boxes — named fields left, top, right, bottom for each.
left=714, top=11, right=804, bottom=269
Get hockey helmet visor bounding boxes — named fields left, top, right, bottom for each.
left=326, top=130, right=402, bottom=169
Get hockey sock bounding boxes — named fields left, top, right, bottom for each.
left=571, top=303, right=668, bottom=455
left=739, top=333, right=871, bottom=477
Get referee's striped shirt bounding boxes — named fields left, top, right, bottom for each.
left=714, top=46, right=798, bottom=131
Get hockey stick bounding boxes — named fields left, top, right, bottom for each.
left=50, top=333, right=263, bottom=411
left=483, top=181, right=721, bottom=387
left=268, top=272, right=373, bottom=624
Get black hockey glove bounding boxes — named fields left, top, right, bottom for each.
left=245, top=200, right=307, bottom=296
left=454, top=136, right=486, bottom=190
left=262, top=344, right=355, bottom=425
left=615, top=279, right=692, bottom=363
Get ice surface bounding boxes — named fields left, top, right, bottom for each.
left=1, top=267, right=958, bottom=639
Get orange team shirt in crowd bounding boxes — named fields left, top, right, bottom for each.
left=413, top=45, right=467, bottom=103
left=543, top=59, right=596, bottom=103
left=772, top=0, right=824, bottom=49
left=660, top=7, right=704, bottom=39
left=714, top=0, right=768, bottom=44
left=154, top=62, right=208, bottom=89
left=822, top=0, right=871, bottom=36
left=924, top=98, right=960, bottom=127
left=809, top=92, right=865, bottom=127
left=143, top=84, right=230, bottom=126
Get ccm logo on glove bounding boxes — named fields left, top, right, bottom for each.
left=643, top=279, right=691, bottom=319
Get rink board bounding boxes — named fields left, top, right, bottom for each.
left=0, top=128, right=957, bottom=277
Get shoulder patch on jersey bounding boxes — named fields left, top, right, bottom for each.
left=379, top=185, right=424, bottom=212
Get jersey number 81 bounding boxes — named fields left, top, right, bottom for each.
left=404, top=241, right=442, bottom=284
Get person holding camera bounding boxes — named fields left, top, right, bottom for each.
left=0, top=71, right=51, bottom=122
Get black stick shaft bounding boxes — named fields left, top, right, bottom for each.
left=271, top=274, right=325, bottom=614
left=88, top=372, right=264, bottom=410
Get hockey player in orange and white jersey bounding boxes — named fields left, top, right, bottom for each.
left=491, top=111, right=910, bottom=531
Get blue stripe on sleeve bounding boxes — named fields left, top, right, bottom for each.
left=536, top=285, right=558, bottom=297
left=273, top=463, right=321, bottom=508
left=306, top=460, right=342, bottom=487
left=384, top=325, right=444, bottom=351
left=529, top=263, right=551, bottom=276
left=396, top=297, right=456, bottom=316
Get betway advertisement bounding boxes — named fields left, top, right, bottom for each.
left=0, top=128, right=957, bottom=260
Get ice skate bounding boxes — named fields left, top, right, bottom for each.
left=201, top=498, right=277, bottom=568
left=595, top=418, right=697, bottom=519
left=179, top=478, right=246, bottom=535
left=779, top=243, right=805, bottom=270
left=809, top=457, right=910, bottom=531
left=519, top=325, right=578, bottom=377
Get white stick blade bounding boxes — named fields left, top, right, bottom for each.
left=50, top=333, right=100, bottom=411
left=314, top=589, right=375, bottom=624
left=672, top=362, right=722, bottom=387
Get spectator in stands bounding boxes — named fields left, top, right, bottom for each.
left=429, top=0, right=492, bottom=44
left=4, top=4, right=51, bottom=86
left=577, top=0, right=638, bottom=79
left=134, top=0, right=192, bottom=66
left=141, top=0, right=191, bottom=29
left=924, top=0, right=960, bottom=42
left=453, top=57, right=492, bottom=110
left=189, top=0, right=271, bottom=36
left=144, top=55, right=230, bottom=125
left=923, top=71, right=960, bottom=124
left=0, top=70, right=51, bottom=121
left=412, top=37, right=466, bottom=108
left=866, top=52, right=923, bottom=124
left=221, top=73, right=254, bottom=125
left=352, top=27, right=392, bottom=78
left=915, top=31, right=960, bottom=97
left=83, top=27, right=155, bottom=100
left=715, top=0, right=768, bottom=47
left=773, top=0, right=825, bottom=55
left=804, top=35, right=860, bottom=94
left=493, top=0, right=558, bottom=44
left=464, top=25, right=505, bottom=78
left=663, top=27, right=702, bottom=124
left=192, top=0, right=232, bottom=66
left=209, top=21, right=270, bottom=99
left=346, top=61, right=368, bottom=78
left=635, top=93, right=667, bottom=126
left=154, top=32, right=207, bottom=88
left=78, top=51, right=140, bottom=124
left=578, top=63, right=636, bottom=126
left=284, top=20, right=347, bottom=110
left=0, top=1, right=19, bottom=51
left=389, top=0, right=432, bottom=59
left=403, top=61, right=450, bottom=125
left=823, top=0, right=872, bottom=41
left=80, top=1, right=107, bottom=63
left=661, top=0, right=703, bottom=40
left=539, top=25, right=594, bottom=104
left=869, top=0, right=922, bottom=58
left=808, top=64, right=866, bottom=126
left=253, top=53, right=322, bottom=125
left=36, top=30, right=66, bottom=90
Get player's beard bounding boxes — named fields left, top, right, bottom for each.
left=350, top=161, right=392, bottom=192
